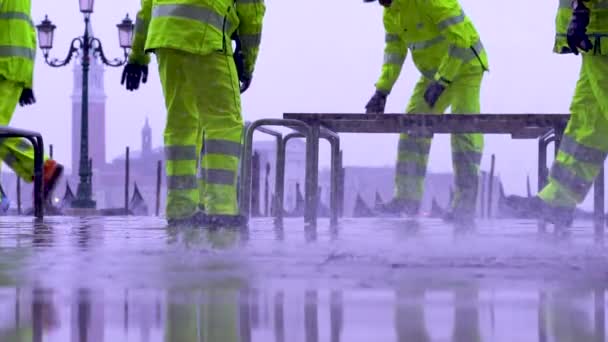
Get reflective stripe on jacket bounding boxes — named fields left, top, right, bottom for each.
left=129, top=0, right=265, bottom=75
left=0, top=0, right=35, bottom=88
left=375, top=0, right=488, bottom=92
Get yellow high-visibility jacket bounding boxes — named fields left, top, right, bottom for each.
left=0, top=0, right=36, bottom=88
left=376, top=0, right=488, bottom=93
left=130, top=0, right=265, bottom=77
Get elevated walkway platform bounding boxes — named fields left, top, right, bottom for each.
left=240, top=113, right=605, bottom=240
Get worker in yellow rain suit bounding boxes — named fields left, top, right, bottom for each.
left=123, top=0, right=266, bottom=227
left=507, top=0, right=607, bottom=227
left=0, top=0, right=64, bottom=204
left=364, top=0, right=488, bottom=226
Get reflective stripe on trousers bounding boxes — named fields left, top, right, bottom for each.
left=167, top=175, right=198, bottom=190
left=201, top=139, right=241, bottom=158
left=384, top=52, right=405, bottom=66
left=549, top=162, right=592, bottom=197
left=395, top=136, right=432, bottom=201
left=199, top=168, right=236, bottom=185
left=452, top=151, right=482, bottom=188
left=165, top=145, right=198, bottom=161
left=559, top=135, right=605, bottom=164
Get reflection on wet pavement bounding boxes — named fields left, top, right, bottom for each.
left=0, top=217, right=606, bottom=341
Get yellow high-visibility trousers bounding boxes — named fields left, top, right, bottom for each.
left=539, top=54, right=608, bottom=207
left=395, top=72, right=484, bottom=215
left=157, top=49, right=243, bottom=220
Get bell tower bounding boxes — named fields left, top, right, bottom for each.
left=142, top=118, right=152, bottom=157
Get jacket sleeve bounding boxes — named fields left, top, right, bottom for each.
left=236, top=0, right=266, bottom=78
left=375, top=9, right=407, bottom=94
left=128, top=0, right=152, bottom=65
left=423, top=0, right=483, bottom=85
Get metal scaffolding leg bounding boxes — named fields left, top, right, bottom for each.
left=32, top=135, right=44, bottom=219
left=329, top=137, right=340, bottom=226
left=275, top=136, right=286, bottom=224
left=280, top=127, right=340, bottom=227
left=305, top=125, right=320, bottom=226
left=0, top=128, right=46, bottom=219
left=241, top=119, right=311, bottom=221
left=553, top=124, right=567, bottom=234
left=537, top=133, right=552, bottom=234
left=594, top=167, right=605, bottom=242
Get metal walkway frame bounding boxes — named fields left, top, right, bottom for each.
left=240, top=119, right=342, bottom=226
left=277, top=113, right=605, bottom=238
left=0, top=126, right=45, bottom=219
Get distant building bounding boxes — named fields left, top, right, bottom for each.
left=326, top=167, right=503, bottom=217
left=98, top=118, right=165, bottom=211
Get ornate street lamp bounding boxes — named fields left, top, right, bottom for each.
left=117, top=15, right=134, bottom=49
left=79, top=0, right=95, bottom=14
left=35, top=16, right=55, bottom=51
left=36, top=7, right=133, bottom=209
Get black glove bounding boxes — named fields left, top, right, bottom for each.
left=232, top=33, right=252, bottom=93
left=232, top=34, right=245, bottom=76
left=19, top=88, right=36, bottom=107
left=365, top=91, right=387, bottom=114
left=567, top=0, right=593, bottom=55
left=121, top=63, right=148, bottom=91
left=424, top=81, right=446, bottom=108
left=240, top=75, right=252, bottom=94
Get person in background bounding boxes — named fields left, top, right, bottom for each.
left=364, top=0, right=488, bottom=227
left=0, top=0, right=64, bottom=207
left=507, top=0, right=607, bottom=227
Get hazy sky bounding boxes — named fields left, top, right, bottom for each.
left=23, top=1, right=596, bottom=207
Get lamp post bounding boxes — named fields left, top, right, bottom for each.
left=36, top=0, right=133, bottom=209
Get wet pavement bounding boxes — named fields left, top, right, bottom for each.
left=0, top=216, right=607, bottom=341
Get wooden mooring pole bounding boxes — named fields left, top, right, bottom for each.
left=16, top=176, right=21, bottom=215
left=487, top=154, right=496, bottom=218
left=125, top=147, right=130, bottom=213
left=156, top=160, right=162, bottom=216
